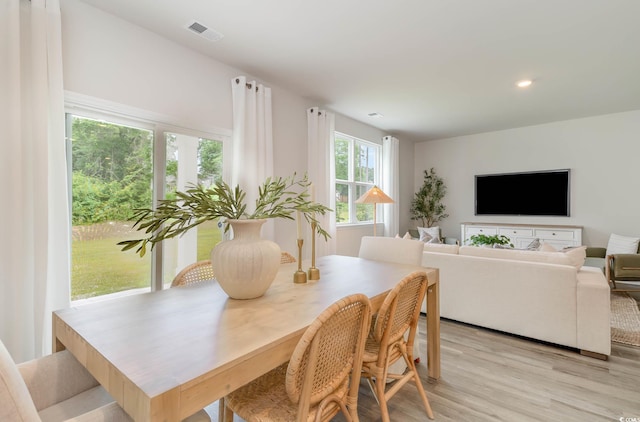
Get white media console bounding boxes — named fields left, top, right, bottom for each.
left=461, top=222, right=583, bottom=249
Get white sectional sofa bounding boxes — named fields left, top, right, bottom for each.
left=420, top=243, right=611, bottom=358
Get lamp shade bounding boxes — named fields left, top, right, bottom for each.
left=355, top=185, right=394, bottom=204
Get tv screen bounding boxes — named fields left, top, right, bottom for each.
left=475, top=169, right=570, bottom=216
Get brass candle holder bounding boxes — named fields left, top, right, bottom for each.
left=293, top=238, right=307, bottom=283
left=308, top=221, right=320, bottom=280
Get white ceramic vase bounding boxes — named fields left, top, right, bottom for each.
left=211, top=219, right=281, bottom=299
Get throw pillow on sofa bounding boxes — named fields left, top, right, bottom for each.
left=539, top=242, right=557, bottom=252
left=561, top=246, right=587, bottom=269
left=417, top=226, right=441, bottom=243
left=606, top=233, right=640, bottom=255
left=538, top=243, right=587, bottom=269
left=526, top=238, right=541, bottom=250
left=395, top=232, right=414, bottom=240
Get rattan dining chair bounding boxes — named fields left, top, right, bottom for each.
left=171, top=260, right=216, bottom=287
left=358, top=236, right=425, bottom=367
left=281, top=251, right=297, bottom=264
left=361, top=270, right=434, bottom=421
left=221, top=293, right=372, bottom=422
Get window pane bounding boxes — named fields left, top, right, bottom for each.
left=355, top=184, right=374, bottom=222
left=334, top=132, right=382, bottom=225
left=335, top=137, right=350, bottom=181
left=354, top=142, right=377, bottom=183
left=335, top=183, right=350, bottom=223
left=163, top=134, right=223, bottom=285
left=69, top=115, right=153, bottom=300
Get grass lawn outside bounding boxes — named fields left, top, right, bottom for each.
left=72, top=220, right=221, bottom=300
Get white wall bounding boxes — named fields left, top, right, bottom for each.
left=60, top=0, right=399, bottom=254
left=414, top=110, right=640, bottom=247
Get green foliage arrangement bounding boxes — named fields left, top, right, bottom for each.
left=118, top=173, right=332, bottom=257
left=410, top=168, right=449, bottom=228
left=468, top=234, right=514, bottom=248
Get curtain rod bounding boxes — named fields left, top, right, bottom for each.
left=234, top=78, right=259, bottom=91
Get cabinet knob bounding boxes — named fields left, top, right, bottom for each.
left=552, top=233, right=556, bottom=236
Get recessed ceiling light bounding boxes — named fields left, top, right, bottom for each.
left=368, top=112, right=384, bottom=118
left=516, top=80, right=533, bottom=88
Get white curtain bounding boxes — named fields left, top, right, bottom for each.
left=230, top=76, right=274, bottom=239
left=307, top=107, right=336, bottom=256
left=0, top=0, right=70, bottom=363
left=382, top=136, right=400, bottom=237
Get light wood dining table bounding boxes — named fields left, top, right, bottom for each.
left=53, top=255, right=440, bottom=422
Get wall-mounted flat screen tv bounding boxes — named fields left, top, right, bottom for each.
left=475, top=169, right=570, bottom=216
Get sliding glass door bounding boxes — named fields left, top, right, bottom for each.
left=67, top=114, right=225, bottom=300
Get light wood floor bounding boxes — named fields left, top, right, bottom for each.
left=206, top=313, right=640, bottom=421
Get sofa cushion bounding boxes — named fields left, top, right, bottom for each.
left=584, top=256, right=605, bottom=272
left=459, top=245, right=573, bottom=267
left=611, top=254, right=640, bottom=281
left=423, top=243, right=459, bottom=254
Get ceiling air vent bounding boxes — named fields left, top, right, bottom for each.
left=186, top=21, right=224, bottom=42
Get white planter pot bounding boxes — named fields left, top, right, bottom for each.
left=211, top=219, right=281, bottom=299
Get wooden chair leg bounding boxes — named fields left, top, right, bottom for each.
left=408, top=360, right=434, bottom=419
left=375, top=374, right=391, bottom=422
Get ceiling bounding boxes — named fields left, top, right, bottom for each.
left=75, top=0, right=640, bottom=142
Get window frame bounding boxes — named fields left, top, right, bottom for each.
left=334, top=131, right=382, bottom=226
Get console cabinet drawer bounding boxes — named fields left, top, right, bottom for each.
left=499, top=228, right=534, bottom=237
left=466, top=227, right=497, bottom=236
left=535, top=229, right=574, bottom=240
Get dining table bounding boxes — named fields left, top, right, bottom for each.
left=53, top=254, right=440, bottom=422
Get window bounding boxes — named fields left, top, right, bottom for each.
left=162, top=133, right=224, bottom=286
left=66, top=111, right=226, bottom=301
left=334, top=132, right=381, bottom=224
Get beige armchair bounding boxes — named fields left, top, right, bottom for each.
left=1, top=338, right=131, bottom=421
left=2, top=338, right=211, bottom=421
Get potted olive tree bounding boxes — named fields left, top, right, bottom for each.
left=410, top=168, right=449, bottom=229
